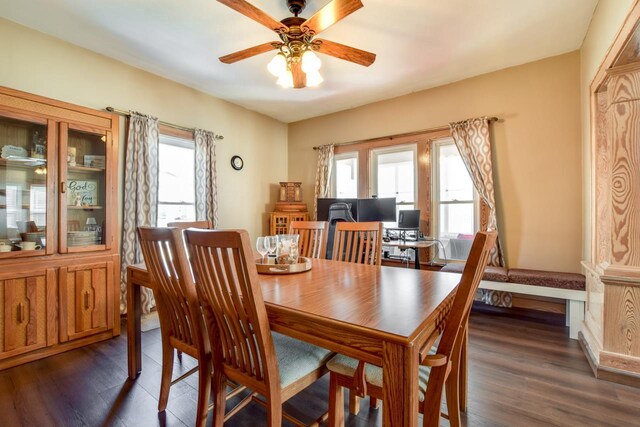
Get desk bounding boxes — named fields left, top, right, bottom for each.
left=127, top=259, right=460, bottom=427
left=383, top=239, right=437, bottom=269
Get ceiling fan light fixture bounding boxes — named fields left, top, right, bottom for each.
left=268, top=53, right=287, bottom=77
left=301, top=50, right=321, bottom=74
left=306, top=70, right=323, bottom=87
left=217, top=0, right=375, bottom=89
left=277, top=70, right=295, bottom=88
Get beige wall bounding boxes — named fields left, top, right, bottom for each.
left=289, top=52, right=583, bottom=273
left=579, top=0, right=634, bottom=261
left=0, top=18, right=288, bottom=241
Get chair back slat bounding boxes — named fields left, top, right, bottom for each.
left=289, top=221, right=329, bottom=259
left=137, top=227, right=206, bottom=353
left=185, top=229, right=279, bottom=391
left=332, top=222, right=383, bottom=266
left=167, top=220, right=212, bottom=229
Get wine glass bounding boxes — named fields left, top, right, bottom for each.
left=265, top=235, right=278, bottom=262
left=256, top=236, right=268, bottom=263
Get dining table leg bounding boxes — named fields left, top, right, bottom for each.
left=127, top=267, right=142, bottom=379
left=383, top=341, right=419, bottom=427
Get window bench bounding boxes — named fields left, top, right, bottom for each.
left=440, top=264, right=586, bottom=339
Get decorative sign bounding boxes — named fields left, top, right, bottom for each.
left=84, top=155, right=105, bottom=169
left=67, top=180, right=98, bottom=207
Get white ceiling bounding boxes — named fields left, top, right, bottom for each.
left=0, top=0, right=598, bottom=123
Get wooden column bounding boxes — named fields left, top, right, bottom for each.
left=582, top=61, right=640, bottom=386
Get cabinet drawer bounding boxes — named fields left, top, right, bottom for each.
left=0, top=269, right=57, bottom=360
left=59, top=261, right=114, bottom=342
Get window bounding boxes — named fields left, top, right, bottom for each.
left=5, top=184, right=20, bottom=233
left=29, top=185, right=46, bottom=227
left=333, top=152, right=358, bottom=198
left=432, top=139, right=478, bottom=260
left=157, top=135, right=196, bottom=227
left=371, top=144, right=417, bottom=225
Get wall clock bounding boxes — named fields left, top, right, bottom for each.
left=231, top=155, right=244, bottom=170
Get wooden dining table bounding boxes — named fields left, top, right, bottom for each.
left=126, top=258, right=462, bottom=427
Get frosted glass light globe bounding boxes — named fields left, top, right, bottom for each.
left=267, top=54, right=287, bottom=77
left=306, top=70, right=324, bottom=87
left=277, top=70, right=294, bottom=88
left=301, top=51, right=321, bottom=74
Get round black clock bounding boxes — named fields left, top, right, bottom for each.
left=230, top=155, right=244, bottom=170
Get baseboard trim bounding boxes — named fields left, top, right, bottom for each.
left=579, top=331, right=640, bottom=388
left=578, top=331, right=599, bottom=377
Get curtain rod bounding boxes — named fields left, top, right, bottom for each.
left=312, top=117, right=499, bottom=150
left=105, top=107, right=224, bottom=140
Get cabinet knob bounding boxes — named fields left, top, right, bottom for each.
left=60, top=181, right=66, bottom=193
left=84, top=292, right=90, bottom=310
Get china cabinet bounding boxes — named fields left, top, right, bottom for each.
left=0, top=86, right=119, bottom=369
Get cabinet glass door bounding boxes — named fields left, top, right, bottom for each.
left=60, top=123, right=111, bottom=253
left=0, top=113, right=54, bottom=258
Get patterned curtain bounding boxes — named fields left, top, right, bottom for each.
left=313, top=144, right=334, bottom=220
left=120, top=113, right=159, bottom=314
left=450, top=117, right=510, bottom=307
left=194, top=129, right=219, bottom=227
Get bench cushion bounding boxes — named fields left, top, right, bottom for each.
left=440, top=263, right=509, bottom=282
left=507, top=269, right=585, bottom=291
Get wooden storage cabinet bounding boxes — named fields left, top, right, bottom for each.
left=269, top=212, right=308, bottom=235
left=0, top=268, right=56, bottom=360
left=59, top=261, right=114, bottom=342
left=0, top=86, right=120, bottom=370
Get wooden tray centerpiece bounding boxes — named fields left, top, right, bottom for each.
left=256, top=257, right=312, bottom=275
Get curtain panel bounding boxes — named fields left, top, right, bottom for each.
left=313, top=144, right=334, bottom=220
left=449, top=117, right=510, bottom=307
left=194, top=129, right=219, bottom=227
left=120, top=112, right=160, bottom=314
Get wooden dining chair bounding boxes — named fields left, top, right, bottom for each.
left=17, top=220, right=39, bottom=233
left=137, top=227, right=212, bottom=427
left=167, top=220, right=213, bottom=229
left=289, top=221, right=329, bottom=259
left=332, top=221, right=383, bottom=266
left=184, top=229, right=334, bottom=426
left=162, top=220, right=211, bottom=362
left=326, top=231, right=497, bottom=427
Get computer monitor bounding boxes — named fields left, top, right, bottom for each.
left=356, top=198, right=397, bottom=222
left=317, top=198, right=357, bottom=221
left=398, top=209, right=421, bottom=229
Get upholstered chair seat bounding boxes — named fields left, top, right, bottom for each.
left=272, top=332, right=334, bottom=388
left=326, top=343, right=438, bottom=402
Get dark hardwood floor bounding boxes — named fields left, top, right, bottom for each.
left=1, top=308, right=639, bottom=427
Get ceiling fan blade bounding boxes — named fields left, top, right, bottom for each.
left=314, top=39, right=375, bottom=66
left=301, top=0, right=363, bottom=35
left=217, top=0, right=288, bottom=33
left=291, top=62, right=307, bottom=89
left=219, top=42, right=281, bottom=64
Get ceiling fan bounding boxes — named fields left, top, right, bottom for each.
left=217, top=0, right=376, bottom=88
